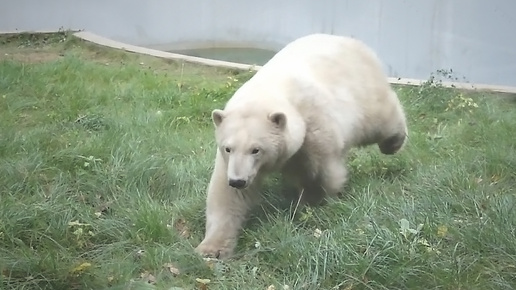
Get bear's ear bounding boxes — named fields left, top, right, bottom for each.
left=269, top=112, right=286, bottom=130
left=212, top=109, right=225, bottom=127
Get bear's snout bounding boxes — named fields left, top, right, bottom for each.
left=228, top=179, right=247, bottom=189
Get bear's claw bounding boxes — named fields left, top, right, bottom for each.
left=195, top=242, right=234, bottom=260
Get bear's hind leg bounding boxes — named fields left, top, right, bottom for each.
left=319, top=156, right=348, bottom=199
left=300, top=156, right=348, bottom=206
left=378, top=132, right=406, bottom=155
left=377, top=92, right=408, bottom=155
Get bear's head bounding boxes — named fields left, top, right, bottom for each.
left=211, top=109, right=290, bottom=190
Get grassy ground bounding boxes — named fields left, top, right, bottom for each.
left=0, top=32, right=515, bottom=290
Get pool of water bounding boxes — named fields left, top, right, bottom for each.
left=169, top=47, right=277, bottom=66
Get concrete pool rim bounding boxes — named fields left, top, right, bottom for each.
left=3, top=30, right=516, bottom=95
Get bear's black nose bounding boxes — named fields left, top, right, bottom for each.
left=229, top=179, right=247, bottom=189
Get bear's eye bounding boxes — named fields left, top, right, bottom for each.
left=251, top=148, right=260, bottom=154
left=224, top=147, right=231, bottom=153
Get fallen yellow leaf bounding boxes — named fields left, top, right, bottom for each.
left=140, top=271, right=156, bottom=284
left=163, top=262, right=180, bottom=276
left=196, top=278, right=210, bottom=284
left=437, top=225, right=448, bottom=238
left=196, top=278, right=210, bottom=290
left=71, top=262, right=92, bottom=274
left=173, top=218, right=191, bottom=238
left=68, top=220, right=90, bottom=227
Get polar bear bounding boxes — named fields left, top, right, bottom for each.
left=195, top=34, right=408, bottom=259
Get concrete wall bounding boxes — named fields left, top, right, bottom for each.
left=1, top=0, right=515, bottom=87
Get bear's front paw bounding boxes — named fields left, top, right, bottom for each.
left=195, top=240, right=235, bottom=260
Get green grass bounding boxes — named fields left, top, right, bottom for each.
left=1, top=32, right=515, bottom=290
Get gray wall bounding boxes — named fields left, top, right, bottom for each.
left=1, top=0, right=515, bottom=87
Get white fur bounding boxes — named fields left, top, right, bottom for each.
left=195, top=34, right=408, bottom=259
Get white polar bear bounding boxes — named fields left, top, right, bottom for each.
left=195, top=34, right=408, bottom=259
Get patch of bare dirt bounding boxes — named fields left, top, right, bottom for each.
left=0, top=32, right=68, bottom=63
left=0, top=50, right=63, bottom=63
